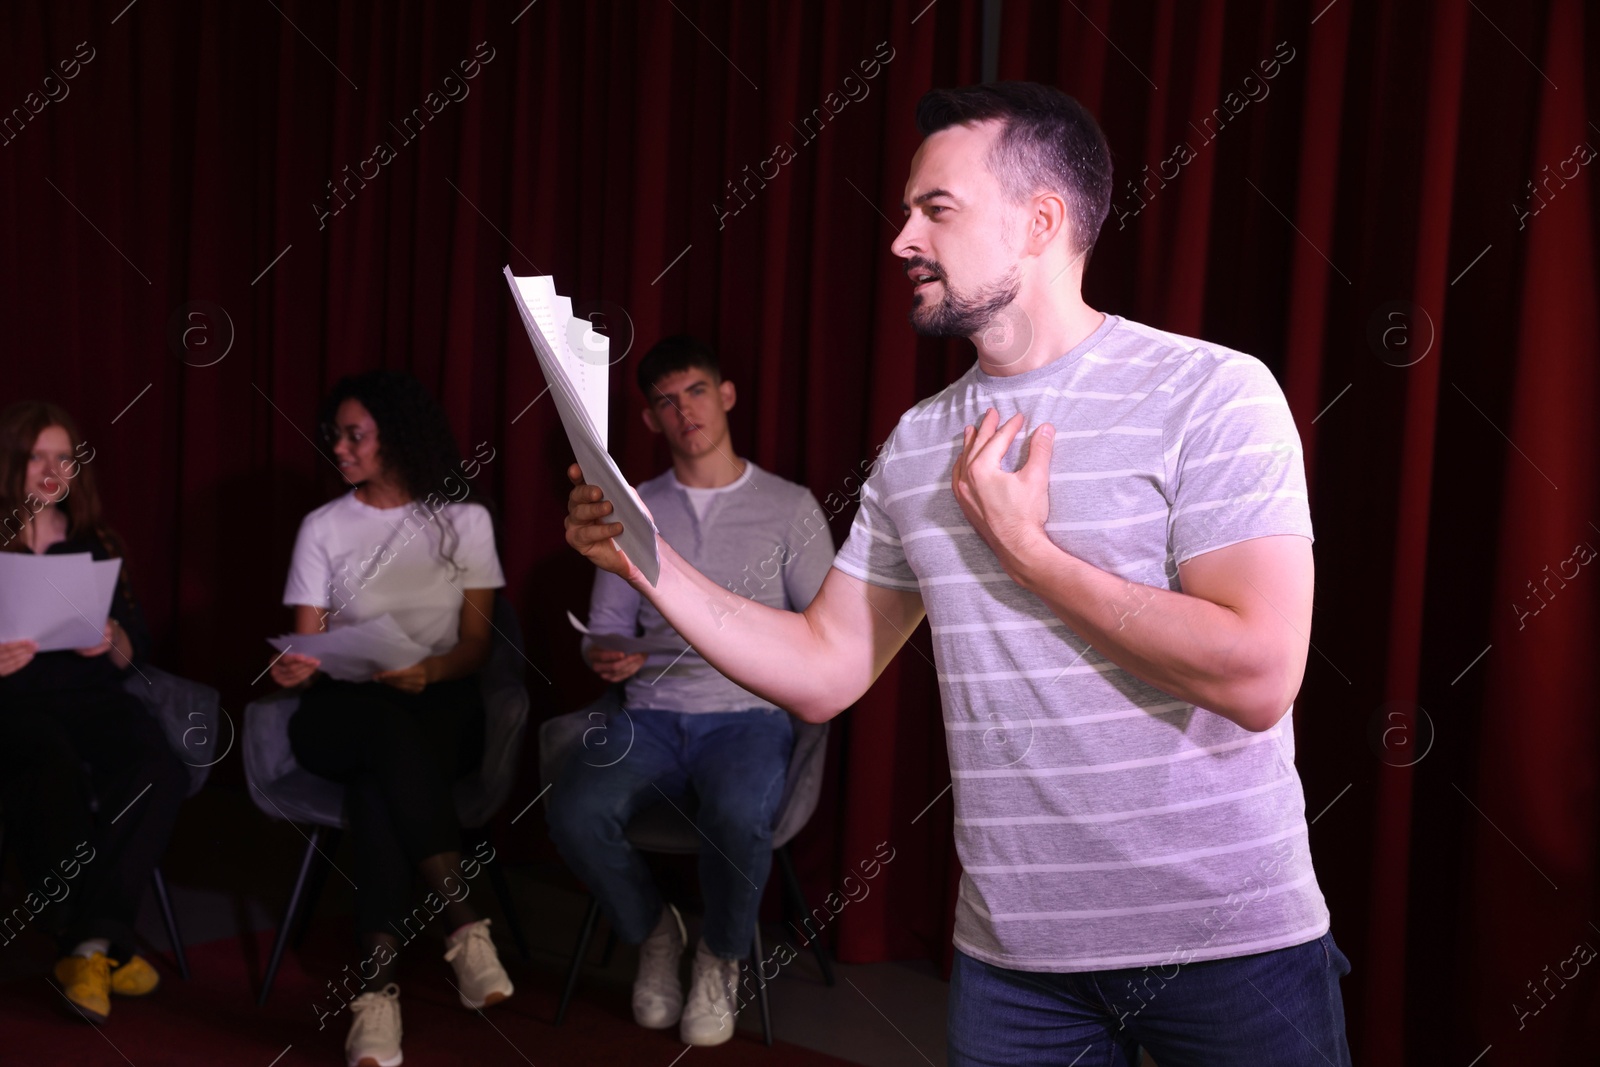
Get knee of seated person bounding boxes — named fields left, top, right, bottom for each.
left=545, top=782, right=626, bottom=844
left=0, top=754, right=80, bottom=803
left=696, top=799, right=776, bottom=843
left=2, top=735, right=80, bottom=780
left=376, top=709, right=431, bottom=751
left=0, top=719, right=77, bottom=767
left=352, top=720, right=425, bottom=772
left=543, top=802, right=595, bottom=853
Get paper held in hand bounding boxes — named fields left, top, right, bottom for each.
left=502, top=267, right=661, bottom=586
left=566, top=609, right=687, bottom=656
left=267, top=614, right=433, bottom=683
left=0, top=551, right=123, bottom=652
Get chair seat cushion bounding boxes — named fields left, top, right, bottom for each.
left=249, top=768, right=347, bottom=830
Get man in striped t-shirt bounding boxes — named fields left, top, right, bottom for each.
left=564, top=81, right=1350, bottom=1065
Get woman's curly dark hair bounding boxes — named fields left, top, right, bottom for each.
left=318, top=370, right=497, bottom=575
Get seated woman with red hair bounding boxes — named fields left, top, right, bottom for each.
left=0, top=400, right=187, bottom=1026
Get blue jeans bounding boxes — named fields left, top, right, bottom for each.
left=546, top=706, right=794, bottom=959
left=948, top=932, right=1352, bottom=1066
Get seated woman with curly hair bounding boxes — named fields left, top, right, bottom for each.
left=0, top=400, right=188, bottom=1025
left=267, top=370, right=512, bottom=1067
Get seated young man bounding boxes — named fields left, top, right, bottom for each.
left=547, top=335, right=834, bottom=1047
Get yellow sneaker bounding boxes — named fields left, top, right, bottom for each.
left=110, top=955, right=161, bottom=997
left=53, top=953, right=114, bottom=1024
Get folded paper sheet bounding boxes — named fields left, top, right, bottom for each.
left=566, top=609, right=688, bottom=656
left=0, top=551, right=122, bottom=652
left=503, top=267, right=661, bottom=585
left=267, top=614, right=435, bottom=683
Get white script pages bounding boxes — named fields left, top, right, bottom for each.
left=0, top=552, right=122, bottom=652
left=266, top=614, right=434, bottom=683
left=502, top=267, right=661, bottom=585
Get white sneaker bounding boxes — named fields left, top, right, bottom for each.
left=443, top=918, right=514, bottom=1009
left=679, top=940, right=743, bottom=1047
left=633, top=903, right=687, bottom=1028
left=345, top=983, right=403, bottom=1067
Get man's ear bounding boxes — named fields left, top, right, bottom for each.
left=719, top=378, right=737, bottom=413
left=641, top=405, right=662, bottom=434
left=1029, top=191, right=1069, bottom=251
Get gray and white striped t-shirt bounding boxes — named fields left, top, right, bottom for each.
left=833, top=313, right=1329, bottom=972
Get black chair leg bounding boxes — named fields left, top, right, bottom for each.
left=775, top=846, right=834, bottom=986
left=290, top=827, right=339, bottom=949
left=150, top=867, right=189, bottom=981
left=480, top=835, right=531, bottom=961
left=555, top=896, right=601, bottom=1025
left=751, top=923, right=773, bottom=1046
left=260, top=828, right=321, bottom=1006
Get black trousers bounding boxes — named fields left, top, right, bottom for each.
left=288, top=675, right=485, bottom=937
left=0, top=685, right=188, bottom=954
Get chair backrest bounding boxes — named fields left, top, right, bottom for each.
left=125, top=666, right=221, bottom=799
left=243, top=592, right=532, bottom=830
left=454, top=593, right=531, bottom=828
left=537, top=685, right=624, bottom=795
left=538, top=694, right=829, bottom=854
left=242, top=686, right=336, bottom=827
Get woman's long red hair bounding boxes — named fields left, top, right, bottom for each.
left=0, top=401, right=120, bottom=559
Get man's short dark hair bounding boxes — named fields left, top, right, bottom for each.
left=915, top=82, right=1113, bottom=259
left=636, top=335, right=722, bottom=396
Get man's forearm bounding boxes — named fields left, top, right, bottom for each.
left=629, top=539, right=864, bottom=720
left=1000, top=533, right=1291, bottom=731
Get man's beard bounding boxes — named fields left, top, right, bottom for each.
left=909, top=265, right=1023, bottom=338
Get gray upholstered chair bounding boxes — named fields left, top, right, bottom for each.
left=121, top=665, right=223, bottom=981
left=540, top=686, right=835, bottom=1044
left=242, top=594, right=531, bottom=1004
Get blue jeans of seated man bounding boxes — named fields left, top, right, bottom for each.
left=947, top=932, right=1352, bottom=1067
left=546, top=706, right=794, bottom=959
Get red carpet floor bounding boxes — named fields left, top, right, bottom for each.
left=0, top=925, right=859, bottom=1067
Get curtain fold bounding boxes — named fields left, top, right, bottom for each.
left=1467, top=0, right=1600, bottom=1056
left=1362, top=2, right=1467, bottom=1060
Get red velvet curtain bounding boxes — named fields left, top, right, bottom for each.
left=2, top=2, right=1596, bottom=1058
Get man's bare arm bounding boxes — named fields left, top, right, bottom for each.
left=952, top=411, right=1313, bottom=732
left=1007, top=535, right=1313, bottom=731
left=564, top=465, right=924, bottom=721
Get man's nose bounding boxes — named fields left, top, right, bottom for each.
left=890, top=219, right=921, bottom=259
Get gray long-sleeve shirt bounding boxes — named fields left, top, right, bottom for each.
left=585, top=461, right=835, bottom=713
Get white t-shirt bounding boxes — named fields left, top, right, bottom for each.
left=282, top=491, right=505, bottom=656
left=671, top=463, right=753, bottom=522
